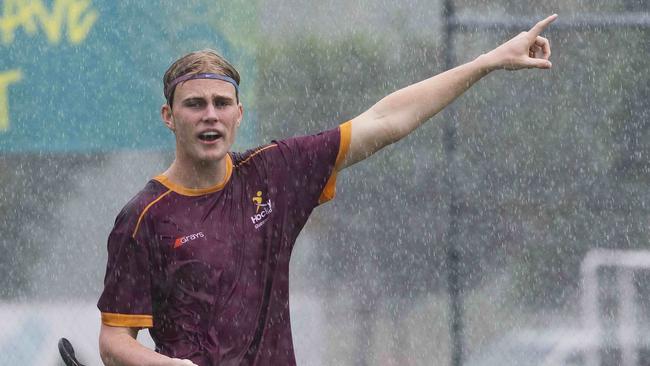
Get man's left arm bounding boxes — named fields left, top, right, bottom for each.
left=339, top=14, right=557, bottom=170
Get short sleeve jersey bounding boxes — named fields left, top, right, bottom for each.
left=98, top=123, right=351, bottom=365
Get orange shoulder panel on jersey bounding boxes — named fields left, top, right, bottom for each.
left=101, top=312, right=154, bottom=328
left=319, top=121, right=352, bottom=204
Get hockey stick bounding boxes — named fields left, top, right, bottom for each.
left=58, top=338, right=87, bottom=366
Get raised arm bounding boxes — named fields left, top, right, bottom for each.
left=99, top=324, right=197, bottom=366
left=339, top=14, right=557, bottom=169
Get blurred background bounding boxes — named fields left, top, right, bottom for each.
left=1, top=0, right=649, bottom=365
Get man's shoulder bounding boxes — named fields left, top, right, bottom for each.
left=117, top=179, right=169, bottom=220
left=230, top=144, right=279, bottom=168
left=230, top=127, right=341, bottom=166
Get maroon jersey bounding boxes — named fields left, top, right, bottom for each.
left=98, top=123, right=351, bottom=365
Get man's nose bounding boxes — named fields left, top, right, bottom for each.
left=202, top=104, right=219, bottom=122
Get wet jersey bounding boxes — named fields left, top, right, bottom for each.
left=98, top=123, right=350, bottom=365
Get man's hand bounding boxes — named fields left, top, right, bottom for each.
left=168, top=359, right=198, bottom=366
left=482, top=14, right=557, bottom=71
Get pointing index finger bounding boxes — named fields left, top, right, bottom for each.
left=529, top=14, right=558, bottom=38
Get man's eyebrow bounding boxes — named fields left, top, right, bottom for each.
left=181, top=96, right=206, bottom=103
left=182, top=93, right=234, bottom=102
left=212, top=95, right=234, bottom=102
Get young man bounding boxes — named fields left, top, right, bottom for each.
left=98, top=14, right=557, bottom=366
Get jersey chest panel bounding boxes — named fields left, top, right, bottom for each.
left=146, top=177, right=282, bottom=352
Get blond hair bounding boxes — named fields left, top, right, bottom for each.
left=163, top=49, right=241, bottom=106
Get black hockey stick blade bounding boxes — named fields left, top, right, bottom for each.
left=58, top=338, right=86, bottom=366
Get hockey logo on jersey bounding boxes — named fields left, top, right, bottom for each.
left=251, top=191, right=273, bottom=229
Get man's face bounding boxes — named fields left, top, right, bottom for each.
left=162, top=78, right=243, bottom=165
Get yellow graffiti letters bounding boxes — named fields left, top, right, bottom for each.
left=0, top=69, right=22, bottom=132
left=66, top=0, right=97, bottom=43
left=0, top=0, right=98, bottom=45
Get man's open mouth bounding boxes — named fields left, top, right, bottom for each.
left=198, top=131, right=221, bottom=142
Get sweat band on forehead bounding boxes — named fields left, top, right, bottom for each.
left=166, top=73, right=240, bottom=102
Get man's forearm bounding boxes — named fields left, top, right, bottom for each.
left=99, top=325, right=196, bottom=366
left=369, top=54, right=494, bottom=144
left=342, top=54, right=494, bottom=168
left=100, top=330, right=163, bottom=366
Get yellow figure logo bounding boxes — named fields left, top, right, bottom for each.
left=250, top=191, right=273, bottom=228
left=252, top=191, right=263, bottom=213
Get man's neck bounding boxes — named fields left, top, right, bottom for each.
left=162, top=156, right=228, bottom=189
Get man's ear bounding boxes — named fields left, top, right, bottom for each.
left=161, top=104, right=175, bottom=131
left=236, top=103, right=244, bottom=127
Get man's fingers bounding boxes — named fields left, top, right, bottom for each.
left=535, top=36, right=551, bottom=59
left=171, top=358, right=198, bottom=366
left=529, top=14, right=558, bottom=37
left=528, top=58, right=552, bottom=70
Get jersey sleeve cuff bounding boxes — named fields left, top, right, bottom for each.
left=101, top=312, right=153, bottom=328
left=319, top=121, right=351, bottom=204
